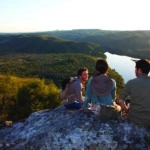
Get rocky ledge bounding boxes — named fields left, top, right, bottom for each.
left=0, top=106, right=150, bottom=150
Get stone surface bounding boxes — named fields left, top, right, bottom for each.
left=0, top=106, right=150, bottom=150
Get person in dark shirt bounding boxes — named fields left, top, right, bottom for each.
left=118, top=59, right=150, bottom=127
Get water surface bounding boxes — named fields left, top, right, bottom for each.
left=105, top=52, right=139, bottom=83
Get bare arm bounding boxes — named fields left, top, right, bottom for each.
left=118, top=99, right=129, bottom=113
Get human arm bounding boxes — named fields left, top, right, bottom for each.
left=74, top=79, right=84, bottom=104
left=82, top=77, right=93, bottom=109
left=117, top=99, right=129, bottom=112
left=111, top=79, right=116, bottom=100
left=118, top=81, right=131, bottom=112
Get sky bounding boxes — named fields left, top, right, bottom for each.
left=1, top=0, right=150, bottom=33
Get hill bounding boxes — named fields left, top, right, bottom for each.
left=0, top=53, right=124, bottom=90
left=35, top=29, right=150, bottom=59
left=0, top=34, right=104, bottom=57
left=1, top=29, right=150, bottom=59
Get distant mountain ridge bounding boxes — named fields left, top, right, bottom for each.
left=0, top=34, right=104, bottom=57
left=0, top=29, right=150, bottom=59
left=35, top=29, right=150, bottom=59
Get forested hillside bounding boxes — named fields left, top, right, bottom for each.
left=0, top=53, right=123, bottom=87
left=0, top=34, right=104, bottom=57
left=36, top=29, right=150, bottom=59
left=0, top=53, right=124, bottom=122
left=1, top=29, right=150, bottom=59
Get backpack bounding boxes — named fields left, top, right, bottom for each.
left=60, top=77, right=76, bottom=100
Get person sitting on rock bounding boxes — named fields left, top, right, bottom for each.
left=83, top=59, right=121, bottom=115
left=118, top=59, right=150, bottom=127
left=61, top=67, right=88, bottom=109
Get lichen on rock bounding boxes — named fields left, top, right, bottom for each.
left=0, top=106, right=150, bottom=150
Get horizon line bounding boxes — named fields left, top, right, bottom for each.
left=1, top=28, right=150, bottom=34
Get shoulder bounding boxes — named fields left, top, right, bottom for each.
left=89, top=76, right=93, bottom=81
left=110, top=78, right=116, bottom=87
left=124, top=78, right=139, bottom=88
left=87, top=76, right=93, bottom=84
left=127, top=77, right=140, bottom=84
left=72, top=77, right=81, bottom=86
left=111, top=78, right=116, bottom=84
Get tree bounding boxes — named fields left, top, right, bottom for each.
left=13, top=79, right=61, bottom=120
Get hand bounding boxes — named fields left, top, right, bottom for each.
left=82, top=107, right=89, bottom=112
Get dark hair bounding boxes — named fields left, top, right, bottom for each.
left=77, top=67, right=88, bottom=77
left=61, top=78, right=70, bottom=90
left=135, top=59, right=150, bottom=74
left=95, top=59, right=109, bottom=74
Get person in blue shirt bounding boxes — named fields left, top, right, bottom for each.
left=83, top=59, right=121, bottom=114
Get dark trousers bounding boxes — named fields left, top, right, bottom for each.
left=65, top=102, right=83, bottom=109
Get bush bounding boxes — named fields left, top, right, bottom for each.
left=0, top=76, right=61, bottom=121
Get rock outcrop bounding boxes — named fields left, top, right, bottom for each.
left=0, top=106, right=150, bottom=150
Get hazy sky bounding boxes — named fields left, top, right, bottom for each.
left=1, top=0, right=150, bottom=33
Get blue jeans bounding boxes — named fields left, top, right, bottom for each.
left=65, top=102, right=83, bottom=109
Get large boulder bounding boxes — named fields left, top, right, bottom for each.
left=0, top=106, right=150, bottom=150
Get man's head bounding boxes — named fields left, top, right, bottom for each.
left=135, top=59, right=150, bottom=76
left=77, top=67, right=88, bottom=82
left=95, top=59, right=109, bottom=74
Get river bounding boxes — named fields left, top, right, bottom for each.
left=105, top=52, right=139, bottom=83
